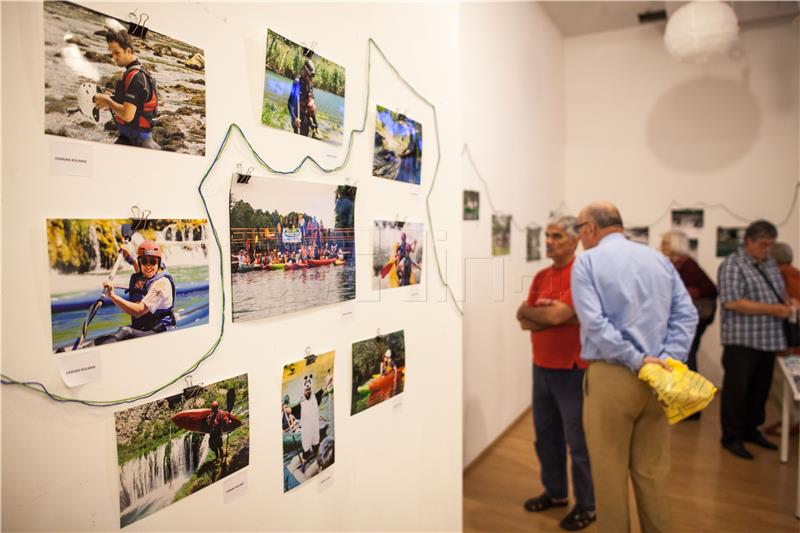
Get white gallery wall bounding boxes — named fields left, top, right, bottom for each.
left=1, top=2, right=463, bottom=531
left=460, top=2, right=565, bottom=467
left=564, top=16, right=799, bottom=387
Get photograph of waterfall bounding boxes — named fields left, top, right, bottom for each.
left=115, top=374, right=249, bottom=528
left=47, top=218, right=209, bottom=353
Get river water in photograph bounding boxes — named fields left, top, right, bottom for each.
left=232, top=263, right=355, bottom=322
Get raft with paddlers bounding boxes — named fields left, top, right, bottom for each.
left=171, top=408, right=242, bottom=433
left=307, top=258, right=337, bottom=267
left=356, top=367, right=405, bottom=395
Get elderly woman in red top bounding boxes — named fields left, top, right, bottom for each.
left=661, top=230, right=718, bottom=419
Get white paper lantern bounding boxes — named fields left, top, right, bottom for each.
left=664, top=1, right=740, bottom=64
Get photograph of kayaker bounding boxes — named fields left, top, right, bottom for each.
left=492, top=214, right=512, bottom=256
left=716, top=226, right=746, bottom=257
left=262, top=29, right=345, bottom=146
left=373, top=105, right=423, bottom=185
left=47, top=218, right=209, bottom=354
left=464, top=190, right=480, bottom=220
left=230, top=175, right=356, bottom=322
left=282, top=350, right=335, bottom=493
left=114, top=373, right=249, bottom=528
left=624, top=225, right=650, bottom=245
left=372, top=220, right=424, bottom=290
left=526, top=225, right=541, bottom=262
left=351, top=330, right=405, bottom=415
left=44, top=1, right=206, bottom=155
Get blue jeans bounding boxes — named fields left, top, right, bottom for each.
left=532, top=364, right=595, bottom=511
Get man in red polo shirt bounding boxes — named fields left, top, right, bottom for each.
left=516, top=215, right=596, bottom=531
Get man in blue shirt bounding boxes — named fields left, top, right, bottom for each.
left=571, top=202, right=697, bottom=533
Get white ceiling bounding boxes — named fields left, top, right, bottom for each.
left=539, top=1, right=799, bottom=38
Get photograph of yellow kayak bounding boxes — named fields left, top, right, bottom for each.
left=372, top=220, right=424, bottom=290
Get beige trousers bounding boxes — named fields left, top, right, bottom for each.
left=583, top=360, right=672, bottom=533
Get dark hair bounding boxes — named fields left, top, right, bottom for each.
left=744, top=219, right=778, bottom=242
left=105, top=29, right=135, bottom=52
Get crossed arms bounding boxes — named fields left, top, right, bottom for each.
left=517, top=298, right=578, bottom=331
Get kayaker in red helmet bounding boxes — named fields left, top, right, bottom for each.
left=93, top=240, right=176, bottom=345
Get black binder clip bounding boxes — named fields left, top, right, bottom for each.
left=301, top=41, right=317, bottom=59
left=236, top=164, right=253, bottom=184
left=130, top=205, right=151, bottom=232
left=304, top=346, right=317, bottom=366
left=127, top=11, right=150, bottom=39
left=376, top=328, right=386, bottom=343
left=183, top=376, right=202, bottom=400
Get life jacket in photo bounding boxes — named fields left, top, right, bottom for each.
left=126, top=271, right=176, bottom=332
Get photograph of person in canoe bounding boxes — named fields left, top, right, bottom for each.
left=716, top=226, right=746, bottom=257
left=229, top=175, right=356, bottom=322
left=262, top=29, right=345, bottom=145
left=351, top=330, right=405, bottom=415
left=372, top=220, right=424, bottom=290
left=114, top=374, right=249, bottom=528
left=373, top=105, right=423, bottom=185
left=492, top=214, right=511, bottom=256
left=44, top=1, right=206, bottom=154
left=47, top=218, right=209, bottom=354
left=282, top=351, right=335, bottom=493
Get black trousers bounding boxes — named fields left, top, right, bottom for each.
left=686, top=320, right=711, bottom=373
left=720, top=344, right=776, bottom=444
left=532, top=365, right=595, bottom=511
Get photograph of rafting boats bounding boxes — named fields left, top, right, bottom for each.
left=44, top=1, right=206, bottom=155
left=351, top=330, right=405, bottom=415
left=115, top=374, right=249, bottom=528
left=373, top=105, right=423, bottom=185
left=282, top=351, right=335, bottom=492
left=230, top=175, right=356, bottom=322
left=262, top=29, right=345, bottom=145
left=372, top=220, right=424, bottom=290
left=47, top=218, right=209, bottom=354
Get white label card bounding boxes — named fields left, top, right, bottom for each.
left=49, top=140, right=94, bottom=177
left=223, top=471, right=248, bottom=503
left=340, top=300, right=355, bottom=322
left=57, top=350, right=102, bottom=387
left=317, top=471, right=335, bottom=493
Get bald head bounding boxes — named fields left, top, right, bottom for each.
left=576, top=201, right=624, bottom=250
left=580, top=201, right=623, bottom=229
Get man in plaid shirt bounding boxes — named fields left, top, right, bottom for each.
left=718, top=220, right=795, bottom=459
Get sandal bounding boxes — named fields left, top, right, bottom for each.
left=559, top=507, right=597, bottom=531
left=523, top=493, right=568, bottom=513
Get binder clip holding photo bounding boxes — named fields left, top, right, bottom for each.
left=236, top=164, right=253, bottom=184
left=129, top=205, right=152, bottom=233
left=127, top=11, right=150, bottom=39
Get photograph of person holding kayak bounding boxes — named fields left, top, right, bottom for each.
left=373, top=105, right=423, bottom=185
left=47, top=218, right=209, bottom=353
left=262, top=29, right=345, bottom=145
left=229, top=175, right=356, bottom=322
left=351, top=331, right=405, bottom=415
left=372, top=220, right=424, bottom=290
left=114, top=374, right=249, bottom=528
left=282, top=351, right=335, bottom=492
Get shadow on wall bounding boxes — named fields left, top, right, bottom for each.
left=646, top=76, right=760, bottom=174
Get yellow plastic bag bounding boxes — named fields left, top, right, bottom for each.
left=638, top=357, right=718, bottom=424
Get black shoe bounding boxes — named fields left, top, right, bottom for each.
left=559, top=507, right=597, bottom=531
left=523, top=493, right=568, bottom=513
left=745, top=432, right=778, bottom=450
left=723, top=440, right=754, bottom=459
